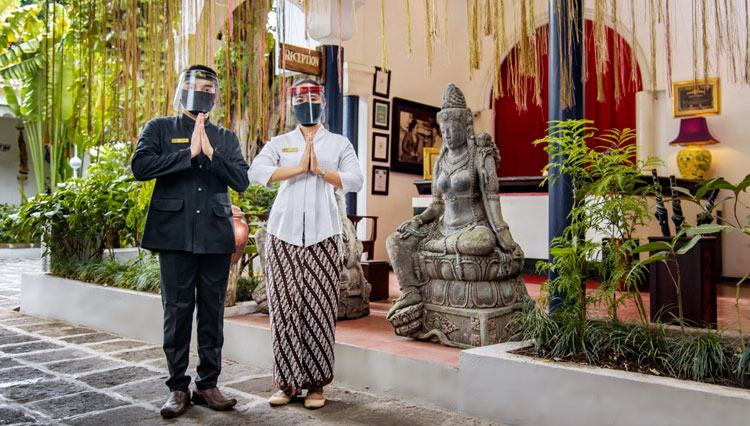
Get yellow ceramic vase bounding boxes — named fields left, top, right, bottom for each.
left=676, top=144, right=712, bottom=180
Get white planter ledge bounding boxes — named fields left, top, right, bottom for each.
left=20, top=272, right=258, bottom=346
left=0, top=247, right=41, bottom=260
left=458, top=341, right=750, bottom=426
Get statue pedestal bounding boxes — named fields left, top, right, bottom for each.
left=421, top=302, right=524, bottom=348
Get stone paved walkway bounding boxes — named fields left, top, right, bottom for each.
left=0, top=255, right=500, bottom=425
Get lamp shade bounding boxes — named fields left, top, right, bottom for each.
left=669, top=117, right=720, bottom=146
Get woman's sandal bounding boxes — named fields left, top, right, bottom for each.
left=304, top=388, right=326, bottom=409
left=268, top=390, right=293, bottom=406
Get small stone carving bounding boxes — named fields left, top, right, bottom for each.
left=336, top=191, right=371, bottom=320
left=251, top=226, right=269, bottom=312
left=386, top=83, right=529, bottom=348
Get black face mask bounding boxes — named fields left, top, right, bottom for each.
left=293, top=102, right=323, bottom=127
left=181, top=90, right=215, bottom=114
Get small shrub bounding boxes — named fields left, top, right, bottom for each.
left=0, top=203, right=36, bottom=244
left=236, top=275, right=260, bottom=302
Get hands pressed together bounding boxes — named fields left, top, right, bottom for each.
left=190, top=113, right=214, bottom=160
left=297, top=133, right=322, bottom=175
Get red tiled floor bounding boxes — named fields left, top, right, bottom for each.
left=226, top=307, right=461, bottom=366
left=227, top=272, right=750, bottom=370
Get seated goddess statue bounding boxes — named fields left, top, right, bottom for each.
left=386, top=84, right=528, bottom=348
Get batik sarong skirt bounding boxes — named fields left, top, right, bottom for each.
left=264, top=233, right=343, bottom=394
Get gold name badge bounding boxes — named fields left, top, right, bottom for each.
left=282, top=147, right=299, bottom=152
left=171, top=138, right=189, bottom=144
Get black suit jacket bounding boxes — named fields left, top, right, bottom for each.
left=131, top=114, right=250, bottom=254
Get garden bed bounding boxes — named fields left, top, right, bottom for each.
left=458, top=341, right=750, bottom=426
left=511, top=344, right=745, bottom=390
left=20, top=272, right=258, bottom=346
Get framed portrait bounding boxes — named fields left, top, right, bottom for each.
left=372, top=166, right=389, bottom=195
left=373, top=67, right=391, bottom=98
left=423, top=147, right=440, bottom=180
left=372, top=133, right=389, bottom=162
left=390, top=97, right=441, bottom=175
left=672, top=78, right=720, bottom=118
left=373, top=99, right=390, bottom=130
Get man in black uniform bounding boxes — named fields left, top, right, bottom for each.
left=131, top=65, right=249, bottom=418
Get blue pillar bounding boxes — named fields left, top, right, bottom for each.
left=343, top=95, right=359, bottom=216
left=548, top=0, right=584, bottom=312
left=323, top=45, right=343, bottom=134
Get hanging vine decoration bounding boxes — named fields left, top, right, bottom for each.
left=467, top=0, right=481, bottom=77
left=380, top=0, right=387, bottom=71
left=665, top=0, right=672, bottom=96
left=406, top=0, right=412, bottom=55
left=648, top=0, right=657, bottom=93
left=594, top=0, right=607, bottom=102
left=444, top=0, right=449, bottom=51
left=746, top=0, right=750, bottom=82
left=612, top=0, right=621, bottom=102
left=630, top=0, right=638, bottom=87
left=425, top=0, right=433, bottom=75
left=701, top=0, right=709, bottom=83
left=337, top=0, right=344, bottom=90
left=492, top=0, right=502, bottom=99
left=484, top=0, right=492, bottom=36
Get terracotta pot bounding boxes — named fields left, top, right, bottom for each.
left=231, top=205, right=249, bottom=264
left=226, top=205, right=249, bottom=307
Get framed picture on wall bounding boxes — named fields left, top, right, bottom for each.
left=373, top=99, right=390, bottom=130
left=672, top=78, right=720, bottom=117
left=373, top=67, right=391, bottom=98
left=372, top=166, right=389, bottom=195
left=390, top=97, right=441, bottom=175
left=372, top=133, right=389, bottom=162
left=422, top=147, right=440, bottom=179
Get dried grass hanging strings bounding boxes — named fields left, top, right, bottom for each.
left=406, top=0, right=412, bottom=55
left=702, top=0, right=709, bottom=82
left=612, top=0, right=621, bottom=102
left=745, top=0, right=750, bottom=82
left=492, top=0, right=503, bottom=98
left=466, top=0, right=482, bottom=77
left=380, top=0, right=387, bottom=70
left=594, top=0, right=607, bottom=102
left=649, top=0, right=657, bottom=93
left=665, top=0, right=673, bottom=96
left=338, top=0, right=343, bottom=90
left=425, top=0, right=433, bottom=75
left=630, top=0, right=638, bottom=88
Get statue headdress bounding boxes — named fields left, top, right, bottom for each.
left=436, top=83, right=472, bottom=125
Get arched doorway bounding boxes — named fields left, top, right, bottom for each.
left=494, top=21, right=643, bottom=177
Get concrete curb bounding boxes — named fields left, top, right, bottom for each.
left=458, top=341, right=750, bottom=426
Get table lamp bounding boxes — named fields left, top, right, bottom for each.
left=669, top=116, right=719, bottom=180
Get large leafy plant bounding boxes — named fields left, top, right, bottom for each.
left=533, top=120, right=661, bottom=327
left=12, top=143, right=149, bottom=264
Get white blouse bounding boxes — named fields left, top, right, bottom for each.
left=247, top=127, right=364, bottom=247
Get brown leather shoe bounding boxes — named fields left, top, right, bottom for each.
left=160, top=390, right=190, bottom=418
left=191, top=387, right=237, bottom=411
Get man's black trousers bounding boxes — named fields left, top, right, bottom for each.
left=158, top=251, right=231, bottom=392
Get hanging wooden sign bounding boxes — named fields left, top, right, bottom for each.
left=279, top=43, right=324, bottom=77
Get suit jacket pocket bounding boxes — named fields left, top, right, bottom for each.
left=212, top=204, right=232, bottom=217
left=152, top=198, right=184, bottom=212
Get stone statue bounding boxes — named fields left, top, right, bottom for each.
left=386, top=83, right=528, bottom=348
left=251, top=226, right=269, bottom=312
left=335, top=191, right=371, bottom=319
left=252, top=192, right=371, bottom=320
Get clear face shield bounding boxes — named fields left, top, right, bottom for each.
left=288, top=85, right=325, bottom=127
left=173, top=69, right=219, bottom=115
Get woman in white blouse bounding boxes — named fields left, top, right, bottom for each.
left=247, top=79, right=363, bottom=409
